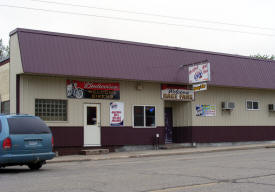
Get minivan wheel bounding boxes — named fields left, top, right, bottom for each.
left=28, top=161, right=44, bottom=170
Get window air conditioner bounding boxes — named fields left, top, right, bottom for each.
left=222, top=101, right=235, bottom=110
left=268, top=104, right=275, bottom=111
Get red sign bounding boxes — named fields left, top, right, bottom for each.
left=67, top=80, right=120, bottom=99
left=161, top=84, right=189, bottom=90
left=67, top=80, right=119, bottom=91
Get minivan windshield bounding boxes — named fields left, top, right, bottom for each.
left=7, top=117, right=51, bottom=134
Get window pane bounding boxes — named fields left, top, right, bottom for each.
left=8, top=117, right=51, bottom=134
left=1, top=101, right=10, bottom=114
left=146, top=106, right=155, bottom=127
left=134, top=106, right=144, bottom=126
left=253, top=102, right=259, bottom=109
left=247, top=101, right=252, bottom=109
left=87, top=107, right=97, bottom=125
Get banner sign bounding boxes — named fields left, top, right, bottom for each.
left=196, top=105, right=216, bottom=117
left=189, top=62, right=210, bottom=84
left=110, top=102, right=124, bottom=126
left=161, top=84, right=194, bottom=101
left=193, top=83, right=207, bottom=92
left=67, top=80, right=120, bottom=99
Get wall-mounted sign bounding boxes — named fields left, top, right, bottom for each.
left=161, top=84, right=194, bottom=101
left=66, top=80, right=120, bottom=99
left=196, top=105, right=216, bottom=117
left=193, top=83, right=207, bottom=92
left=110, top=102, right=124, bottom=126
left=189, top=62, right=210, bottom=84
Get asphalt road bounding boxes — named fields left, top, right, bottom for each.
left=1, top=148, right=275, bottom=192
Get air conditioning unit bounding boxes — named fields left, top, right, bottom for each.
left=222, top=101, right=235, bottom=110
left=268, top=104, right=275, bottom=111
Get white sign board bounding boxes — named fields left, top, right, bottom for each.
left=110, top=102, right=124, bottom=126
left=161, top=84, right=194, bottom=101
left=193, top=83, right=207, bottom=92
left=189, top=62, right=210, bottom=84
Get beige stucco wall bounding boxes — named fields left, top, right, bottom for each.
left=20, top=74, right=275, bottom=128
left=0, top=63, right=9, bottom=101
left=192, top=86, right=275, bottom=126
left=20, top=75, right=165, bottom=127
left=9, top=34, right=23, bottom=113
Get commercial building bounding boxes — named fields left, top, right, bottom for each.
left=1, top=28, right=275, bottom=154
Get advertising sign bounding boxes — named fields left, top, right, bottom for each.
left=67, top=80, right=120, bottom=99
left=193, top=83, right=207, bottom=92
left=189, top=62, right=210, bottom=84
left=110, top=102, right=124, bottom=126
left=161, top=84, right=194, bottom=101
left=195, top=105, right=216, bottom=117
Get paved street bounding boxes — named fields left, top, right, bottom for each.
left=1, top=148, right=275, bottom=192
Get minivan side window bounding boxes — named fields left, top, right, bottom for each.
left=0, top=119, right=2, bottom=133
left=7, top=117, right=51, bottom=134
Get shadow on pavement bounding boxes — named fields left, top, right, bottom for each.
left=0, top=167, right=47, bottom=174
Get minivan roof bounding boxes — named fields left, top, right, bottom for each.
left=0, top=114, right=34, bottom=118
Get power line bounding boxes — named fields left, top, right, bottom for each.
left=29, top=0, right=275, bottom=31
left=0, top=4, right=275, bottom=37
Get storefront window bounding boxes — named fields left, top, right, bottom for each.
left=133, top=106, right=155, bottom=127
left=146, top=106, right=155, bottom=127
left=1, top=100, right=10, bottom=114
left=35, top=99, right=67, bottom=121
left=134, top=106, right=144, bottom=127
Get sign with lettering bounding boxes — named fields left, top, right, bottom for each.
left=193, top=83, right=207, bottom=92
left=161, top=84, right=194, bottom=101
left=110, top=102, right=124, bottom=126
left=189, top=62, right=210, bottom=84
left=67, top=80, right=120, bottom=99
left=195, top=105, right=216, bottom=117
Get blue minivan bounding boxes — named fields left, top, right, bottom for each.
left=0, top=114, right=55, bottom=170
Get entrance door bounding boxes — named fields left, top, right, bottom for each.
left=84, top=104, right=101, bottom=146
left=165, top=107, right=173, bottom=143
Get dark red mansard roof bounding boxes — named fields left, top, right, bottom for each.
left=11, top=28, right=275, bottom=89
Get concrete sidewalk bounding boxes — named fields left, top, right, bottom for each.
left=47, top=143, right=275, bottom=164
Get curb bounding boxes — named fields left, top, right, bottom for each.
left=126, top=144, right=275, bottom=158
left=47, top=144, right=275, bottom=164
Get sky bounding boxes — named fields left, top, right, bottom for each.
left=0, top=0, right=275, bottom=56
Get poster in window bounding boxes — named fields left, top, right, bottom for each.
left=67, top=80, right=120, bottom=100
left=110, top=102, right=124, bottom=126
left=196, top=105, right=216, bottom=117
